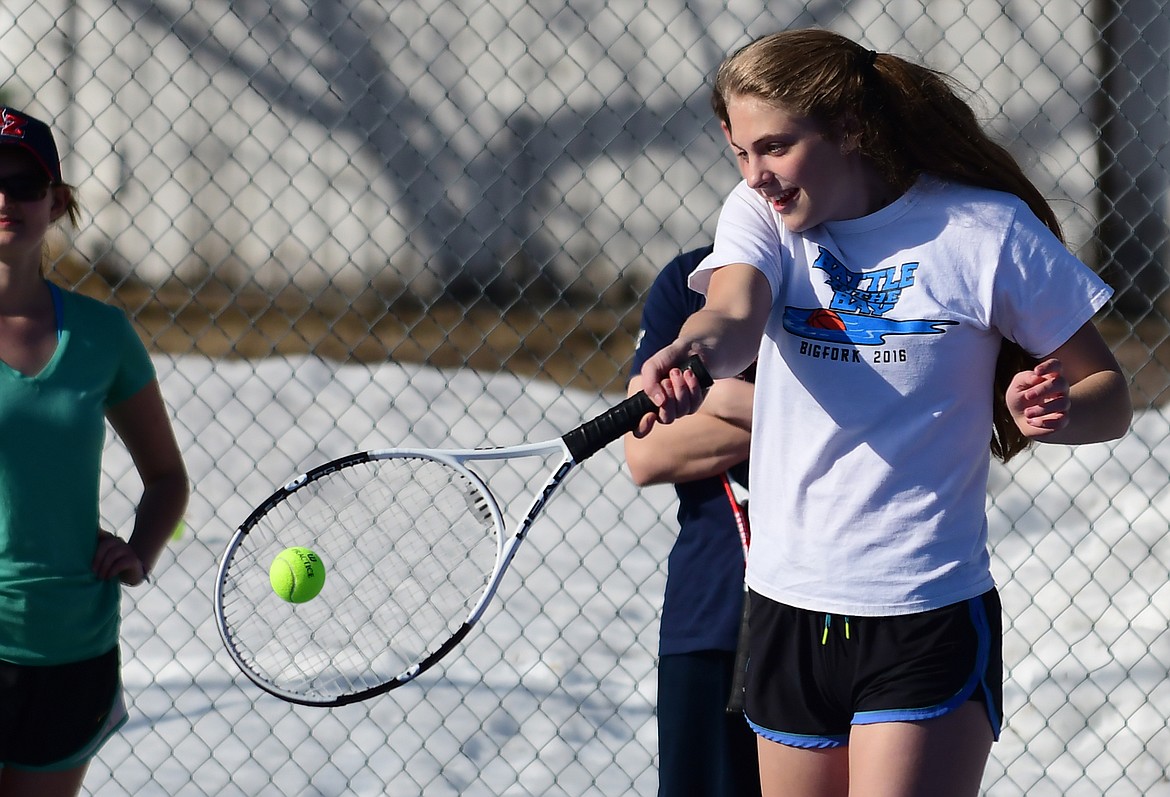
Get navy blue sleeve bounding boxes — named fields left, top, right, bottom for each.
left=630, top=246, right=714, bottom=378
left=627, top=245, right=749, bottom=655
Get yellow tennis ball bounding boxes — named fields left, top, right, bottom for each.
left=269, top=546, right=326, bottom=603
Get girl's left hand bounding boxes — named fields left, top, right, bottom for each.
left=93, top=529, right=149, bottom=586
left=1006, top=358, right=1071, bottom=437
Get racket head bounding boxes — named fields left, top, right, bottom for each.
left=214, top=450, right=505, bottom=706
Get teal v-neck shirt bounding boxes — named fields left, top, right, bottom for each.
left=0, top=288, right=155, bottom=664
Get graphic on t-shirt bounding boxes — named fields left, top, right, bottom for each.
left=783, top=247, right=955, bottom=345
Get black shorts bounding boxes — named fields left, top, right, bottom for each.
left=0, top=647, right=125, bottom=770
left=743, top=589, right=1002, bottom=749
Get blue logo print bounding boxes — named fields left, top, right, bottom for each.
left=783, top=248, right=955, bottom=345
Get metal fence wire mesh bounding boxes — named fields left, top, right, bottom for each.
left=3, top=0, right=1170, bottom=795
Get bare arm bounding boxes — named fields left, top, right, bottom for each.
left=624, top=374, right=753, bottom=485
left=1006, top=321, right=1132, bottom=444
left=636, top=264, right=771, bottom=434
left=94, top=381, right=190, bottom=585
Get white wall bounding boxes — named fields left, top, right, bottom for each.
left=1, top=0, right=1101, bottom=294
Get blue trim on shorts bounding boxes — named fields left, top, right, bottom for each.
left=851, top=595, right=1001, bottom=740
left=747, top=716, right=850, bottom=749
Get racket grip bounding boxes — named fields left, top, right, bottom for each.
left=563, top=354, right=713, bottom=462
left=725, top=590, right=751, bottom=714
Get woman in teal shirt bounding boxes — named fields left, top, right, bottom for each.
left=0, top=107, right=189, bottom=796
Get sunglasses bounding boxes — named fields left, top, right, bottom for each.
left=0, top=173, right=51, bottom=202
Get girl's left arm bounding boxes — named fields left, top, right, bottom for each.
left=1006, top=321, right=1132, bottom=444
left=95, top=381, right=190, bottom=585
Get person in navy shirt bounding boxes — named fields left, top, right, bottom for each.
left=624, top=246, right=760, bottom=797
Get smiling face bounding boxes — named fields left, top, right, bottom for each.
left=722, top=94, right=889, bottom=233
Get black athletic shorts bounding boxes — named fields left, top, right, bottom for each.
left=743, top=589, right=1003, bottom=749
left=0, top=646, right=124, bottom=769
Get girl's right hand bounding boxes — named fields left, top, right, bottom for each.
left=633, top=344, right=708, bottom=437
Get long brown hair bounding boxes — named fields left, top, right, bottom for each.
left=42, top=183, right=81, bottom=277
left=713, top=29, right=1050, bottom=462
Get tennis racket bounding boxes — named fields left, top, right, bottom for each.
left=214, top=355, right=711, bottom=706
left=722, top=474, right=750, bottom=714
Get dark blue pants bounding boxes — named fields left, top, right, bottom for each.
left=657, top=650, right=761, bottom=797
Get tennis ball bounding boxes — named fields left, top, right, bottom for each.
left=269, top=546, right=326, bottom=603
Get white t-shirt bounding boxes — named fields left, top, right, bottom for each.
left=691, top=176, right=1112, bottom=616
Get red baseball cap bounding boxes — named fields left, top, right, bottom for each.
left=0, top=107, right=62, bottom=183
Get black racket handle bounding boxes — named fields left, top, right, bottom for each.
left=725, top=591, right=750, bottom=714
left=563, top=354, right=713, bottom=462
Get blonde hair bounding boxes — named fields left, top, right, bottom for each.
left=55, top=183, right=81, bottom=229
left=713, top=29, right=1053, bottom=461
left=42, top=183, right=81, bottom=277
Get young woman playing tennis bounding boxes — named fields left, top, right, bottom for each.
left=0, top=107, right=189, bottom=796
left=635, top=30, right=1131, bottom=797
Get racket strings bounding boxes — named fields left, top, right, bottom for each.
left=219, top=456, right=499, bottom=702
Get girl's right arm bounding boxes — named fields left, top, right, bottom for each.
left=636, top=263, right=771, bottom=436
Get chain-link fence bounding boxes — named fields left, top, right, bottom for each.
left=3, top=0, right=1169, bottom=794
